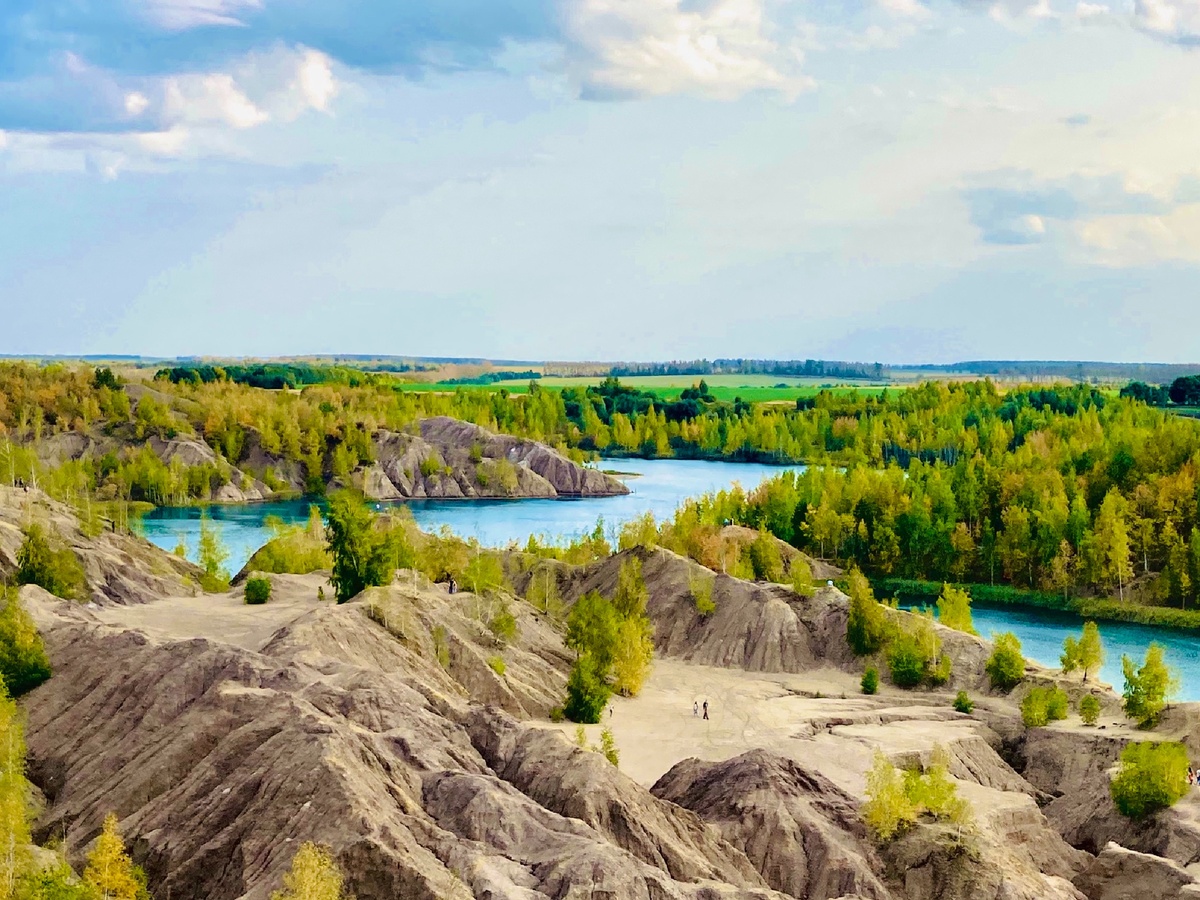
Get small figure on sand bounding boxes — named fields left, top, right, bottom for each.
left=1189, top=766, right=1195, bottom=787
left=702, top=700, right=709, bottom=720
left=693, top=701, right=699, bottom=717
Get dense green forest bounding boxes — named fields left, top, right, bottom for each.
left=644, top=381, right=1200, bottom=612
left=5, top=362, right=1200, bottom=616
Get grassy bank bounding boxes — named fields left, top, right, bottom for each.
left=871, top=577, right=1200, bottom=632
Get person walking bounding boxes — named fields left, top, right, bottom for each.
left=702, top=700, right=709, bottom=720
left=693, top=701, right=699, bottom=717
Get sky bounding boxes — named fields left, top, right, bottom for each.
left=2, top=0, right=1200, bottom=364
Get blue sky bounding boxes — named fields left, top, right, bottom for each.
left=2, top=0, right=1200, bottom=363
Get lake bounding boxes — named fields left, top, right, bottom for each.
left=140, top=456, right=1200, bottom=701
left=140, top=458, right=796, bottom=574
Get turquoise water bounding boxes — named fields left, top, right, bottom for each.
left=910, top=601, right=1200, bottom=702
left=139, top=456, right=1200, bottom=701
left=141, top=458, right=795, bottom=574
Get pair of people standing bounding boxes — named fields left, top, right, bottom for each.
left=692, top=700, right=709, bottom=720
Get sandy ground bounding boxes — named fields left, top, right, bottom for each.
left=554, top=659, right=988, bottom=795
left=93, top=573, right=332, bottom=651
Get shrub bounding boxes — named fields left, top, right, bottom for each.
left=488, top=602, right=518, bottom=645
left=16, top=523, right=86, bottom=601
left=326, top=490, right=392, bottom=603
left=431, top=625, right=450, bottom=669
left=574, top=724, right=588, bottom=747
left=1021, top=685, right=1069, bottom=727
left=887, top=632, right=927, bottom=688
left=985, top=632, right=1025, bottom=691
left=487, top=655, right=506, bottom=677
left=0, top=588, right=51, bottom=697
left=564, top=654, right=612, bottom=724
left=690, top=573, right=716, bottom=616
left=244, top=576, right=272, bottom=605
left=1122, top=643, right=1178, bottom=728
left=419, top=454, right=443, bottom=478
left=791, top=558, right=815, bottom=597
left=600, top=727, right=620, bottom=767
left=953, top=691, right=974, bottom=714
left=611, top=616, right=653, bottom=698
left=1080, top=694, right=1101, bottom=725
left=1111, top=741, right=1189, bottom=819
left=863, top=750, right=916, bottom=841
left=197, top=513, right=231, bottom=592
left=748, top=529, right=784, bottom=582
left=464, top=551, right=509, bottom=595
left=1061, top=621, right=1105, bottom=682
left=936, top=584, right=977, bottom=635
left=861, top=667, right=879, bottom=695
left=846, top=569, right=890, bottom=656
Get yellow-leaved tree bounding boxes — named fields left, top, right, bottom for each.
left=0, top=688, right=29, bottom=900
left=83, top=813, right=147, bottom=900
left=271, top=842, right=347, bottom=900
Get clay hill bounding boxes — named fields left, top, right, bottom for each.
left=11, top=489, right=1200, bottom=900
left=34, top=409, right=628, bottom=502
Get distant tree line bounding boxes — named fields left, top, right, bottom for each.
left=154, top=363, right=381, bottom=390
left=608, top=358, right=882, bottom=380
left=439, top=370, right=541, bottom=385
left=1121, top=376, right=1200, bottom=407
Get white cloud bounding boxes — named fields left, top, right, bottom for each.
left=563, top=0, right=812, bottom=100
left=878, top=0, right=934, bottom=19
left=138, top=0, right=262, bottom=31
left=295, top=50, right=337, bottom=113
left=138, top=126, right=191, bottom=157
left=125, top=92, right=150, bottom=116
left=1074, top=1, right=1112, bottom=20
left=164, top=73, right=269, bottom=128
left=1077, top=205, right=1200, bottom=264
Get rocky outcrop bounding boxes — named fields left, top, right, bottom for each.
left=365, top=418, right=628, bottom=501
left=20, top=581, right=785, bottom=900
left=1072, top=842, right=1200, bottom=899
left=652, top=750, right=892, bottom=900
left=0, top=487, right=200, bottom=605
left=560, top=547, right=996, bottom=690
left=467, top=706, right=768, bottom=888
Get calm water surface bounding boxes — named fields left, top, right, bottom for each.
left=141, top=458, right=795, bottom=573
left=140, top=457, right=1200, bottom=700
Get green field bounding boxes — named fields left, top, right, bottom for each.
left=395, top=373, right=888, bottom=403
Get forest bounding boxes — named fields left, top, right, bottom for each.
left=5, top=363, right=1200, bottom=616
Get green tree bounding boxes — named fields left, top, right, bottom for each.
left=1122, top=642, right=1178, bottom=727
left=463, top=551, right=508, bottom=595
left=1061, top=621, right=1104, bottom=683
left=325, top=491, right=391, bottom=603
left=1021, top=685, right=1069, bottom=727
left=16, top=524, right=85, bottom=601
left=565, top=592, right=619, bottom=674
left=196, top=513, right=230, bottom=592
left=953, top=691, right=974, bottom=714
left=1111, top=741, right=1189, bottom=819
left=935, top=584, right=976, bottom=635
left=861, top=667, right=879, bottom=695
left=0, top=589, right=51, bottom=698
left=790, top=558, right=815, bottom=598
left=747, top=530, right=784, bottom=582
left=845, top=569, right=889, bottom=656
left=563, top=654, right=611, bottom=724
left=689, top=573, right=716, bottom=616
left=985, top=632, right=1025, bottom=691
left=599, top=727, right=620, bottom=767
left=612, top=557, right=649, bottom=619
left=1080, top=694, right=1101, bottom=725
left=270, top=842, right=347, bottom=900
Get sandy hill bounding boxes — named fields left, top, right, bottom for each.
left=10, top=491, right=1200, bottom=900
